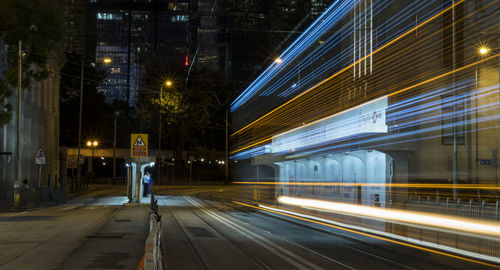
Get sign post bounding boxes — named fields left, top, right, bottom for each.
left=34, top=148, right=46, bottom=187
left=67, top=155, right=78, bottom=169
left=131, top=134, right=148, bottom=157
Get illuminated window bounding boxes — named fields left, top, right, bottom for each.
left=97, top=12, right=123, bottom=21
left=169, top=2, right=189, bottom=11
left=171, top=15, right=189, bottom=22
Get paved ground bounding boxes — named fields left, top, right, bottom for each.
left=0, top=185, right=498, bottom=269
left=0, top=185, right=148, bottom=270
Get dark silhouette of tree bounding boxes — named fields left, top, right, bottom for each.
left=0, top=0, right=63, bottom=125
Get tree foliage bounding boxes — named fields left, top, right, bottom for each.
left=0, top=0, right=63, bottom=126
left=140, top=59, right=235, bottom=156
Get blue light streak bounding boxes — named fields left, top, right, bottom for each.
left=231, top=81, right=500, bottom=160
left=230, top=0, right=453, bottom=111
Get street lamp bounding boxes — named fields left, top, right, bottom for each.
left=113, top=111, right=119, bottom=184
left=159, top=80, right=173, bottom=185
left=274, top=58, right=283, bottom=64
left=479, top=47, right=489, bottom=56
left=76, top=57, right=112, bottom=190
left=86, top=140, right=98, bottom=184
left=474, top=46, right=491, bottom=185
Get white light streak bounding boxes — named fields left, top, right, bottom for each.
left=278, top=196, right=500, bottom=236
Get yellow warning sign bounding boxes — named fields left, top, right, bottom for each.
left=131, top=134, right=148, bottom=157
left=67, top=155, right=77, bottom=169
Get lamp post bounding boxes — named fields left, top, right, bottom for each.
left=159, top=80, right=173, bottom=185
left=475, top=47, right=489, bottom=185
left=14, top=41, right=22, bottom=189
left=86, top=140, right=98, bottom=185
left=113, top=111, right=119, bottom=184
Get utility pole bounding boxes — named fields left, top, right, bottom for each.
left=76, top=57, right=84, bottom=190
left=225, top=108, right=229, bottom=185
left=113, top=111, right=118, bottom=183
left=158, top=87, right=162, bottom=185
left=14, top=41, right=22, bottom=186
left=451, top=0, right=458, bottom=200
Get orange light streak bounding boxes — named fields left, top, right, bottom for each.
left=230, top=1, right=464, bottom=139
left=233, top=181, right=500, bottom=190
left=233, top=201, right=500, bottom=268
left=278, top=196, right=500, bottom=236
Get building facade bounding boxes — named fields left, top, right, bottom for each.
left=0, top=42, right=62, bottom=207
left=230, top=0, right=500, bottom=206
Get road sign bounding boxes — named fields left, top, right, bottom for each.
left=34, top=148, right=46, bottom=165
left=480, top=159, right=492, bottom=165
left=67, top=155, right=77, bottom=169
left=131, top=134, right=148, bottom=157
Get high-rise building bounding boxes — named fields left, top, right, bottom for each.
left=192, top=0, right=333, bottom=83
left=89, top=0, right=191, bottom=105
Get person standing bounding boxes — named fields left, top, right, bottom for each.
left=143, top=172, right=150, bottom=197
left=147, top=172, right=154, bottom=196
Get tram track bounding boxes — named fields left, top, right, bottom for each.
left=167, top=188, right=353, bottom=269
left=175, top=187, right=494, bottom=269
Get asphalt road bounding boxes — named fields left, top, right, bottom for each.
left=157, top=186, right=499, bottom=270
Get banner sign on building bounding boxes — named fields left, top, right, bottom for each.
left=131, top=134, right=148, bottom=157
left=270, top=96, right=388, bottom=153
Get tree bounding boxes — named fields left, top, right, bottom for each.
left=0, top=0, right=64, bottom=126
left=139, top=59, right=235, bottom=159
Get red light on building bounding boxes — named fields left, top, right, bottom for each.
left=185, top=55, right=189, bottom=66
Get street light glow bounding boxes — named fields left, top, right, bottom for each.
left=165, top=80, right=172, bottom=87
left=103, top=57, right=112, bottom=64
left=86, top=141, right=92, bottom=147
left=479, top=47, right=489, bottom=55
left=93, top=140, right=98, bottom=147
left=274, top=58, right=283, bottom=64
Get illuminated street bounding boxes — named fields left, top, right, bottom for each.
left=157, top=186, right=498, bottom=269
left=0, top=0, right=499, bottom=269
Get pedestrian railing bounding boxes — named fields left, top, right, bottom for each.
left=383, top=197, right=500, bottom=259
left=137, top=194, right=163, bottom=270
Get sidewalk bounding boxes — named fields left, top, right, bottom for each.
left=58, top=205, right=150, bottom=270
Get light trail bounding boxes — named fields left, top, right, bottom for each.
left=233, top=182, right=500, bottom=190
left=277, top=196, right=500, bottom=236
left=230, top=78, right=499, bottom=156
left=230, top=0, right=462, bottom=136
left=233, top=201, right=500, bottom=268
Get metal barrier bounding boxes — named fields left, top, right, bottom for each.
left=137, top=194, right=163, bottom=270
left=0, top=187, right=55, bottom=210
left=386, top=197, right=500, bottom=259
